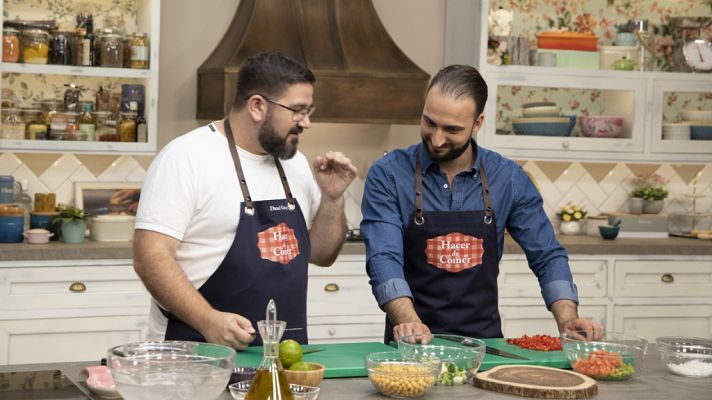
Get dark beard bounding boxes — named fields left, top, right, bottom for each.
left=422, top=137, right=471, bottom=162
left=257, top=116, right=302, bottom=160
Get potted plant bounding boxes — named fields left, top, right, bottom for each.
left=52, top=204, right=90, bottom=244
left=614, top=20, right=637, bottom=46
left=557, top=202, right=588, bottom=235
left=631, top=173, right=668, bottom=214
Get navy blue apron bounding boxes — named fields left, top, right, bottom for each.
left=384, top=143, right=502, bottom=342
left=161, top=118, right=310, bottom=345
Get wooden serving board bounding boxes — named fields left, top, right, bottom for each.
left=473, top=365, right=597, bottom=399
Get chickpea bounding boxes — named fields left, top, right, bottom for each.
left=369, top=362, right=436, bottom=397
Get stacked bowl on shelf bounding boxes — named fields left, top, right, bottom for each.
left=662, top=123, right=691, bottom=141
left=512, top=102, right=576, bottom=136
left=680, top=109, right=712, bottom=140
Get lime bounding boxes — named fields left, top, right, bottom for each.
left=279, top=339, right=303, bottom=368
left=289, top=361, right=313, bottom=371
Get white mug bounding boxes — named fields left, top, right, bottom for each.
left=537, top=52, right=557, bottom=67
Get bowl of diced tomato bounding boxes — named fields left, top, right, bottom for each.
left=561, top=331, right=647, bottom=381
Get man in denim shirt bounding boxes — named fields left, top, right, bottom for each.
left=361, top=65, right=601, bottom=342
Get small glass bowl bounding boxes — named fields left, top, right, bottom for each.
left=228, top=367, right=257, bottom=386
left=228, top=380, right=320, bottom=400
left=365, top=351, right=440, bottom=398
left=656, top=336, right=712, bottom=378
left=562, top=331, right=647, bottom=381
left=398, top=334, right=485, bottom=385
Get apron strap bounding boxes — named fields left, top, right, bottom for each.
left=414, top=146, right=425, bottom=225
left=221, top=118, right=296, bottom=214
left=414, top=142, right=494, bottom=225
left=223, top=118, right=255, bottom=216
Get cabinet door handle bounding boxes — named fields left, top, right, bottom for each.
left=69, top=282, right=87, bottom=292
left=328, top=328, right=336, bottom=336
left=324, top=283, right=340, bottom=292
left=660, top=274, right=674, bottom=283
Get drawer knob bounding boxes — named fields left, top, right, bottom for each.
left=328, top=328, right=336, bottom=336
left=324, top=283, right=340, bottom=292
left=562, top=141, right=569, bottom=149
left=661, top=274, right=674, bottom=284
left=69, top=282, right=87, bottom=292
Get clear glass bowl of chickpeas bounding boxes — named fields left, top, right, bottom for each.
left=365, top=351, right=440, bottom=398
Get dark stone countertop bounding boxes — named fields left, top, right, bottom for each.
left=0, top=235, right=710, bottom=262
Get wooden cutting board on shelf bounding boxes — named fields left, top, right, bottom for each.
left=474, top=365, right=597, bottom=399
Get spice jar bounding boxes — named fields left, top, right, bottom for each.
left=1, top=108, right=26, bottom=140
left=21, top=108, right=46, bottom=140
left=3, top=28, right=21, bottom=62
left=130, top=32, right=149, bottom=69
left=99, top=31, right=124, bottom=68
left=49, top=31, right=74, bottom=65
left=49, top=112, right=68, bottom=132
left=22, top=29, right=49, bottom=64
left=40, top=99, right=63, bottom=128
left=117, top=111, right=137, bottom=142
left=122, top=36, right=131, bottom=68
left=95, top=112, right=119, bottom=141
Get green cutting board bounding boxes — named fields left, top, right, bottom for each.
left=235, top=342, right=395, bottom=378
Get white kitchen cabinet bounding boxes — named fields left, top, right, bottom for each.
left=0, top=0, right=161, bottom=155
left=613, top=305, right=712, bottom=343
left=613, top=260, right=712, bottom=298
left=500, top=305, right=607, bottom=338
left=307, top=255, right=385, bottom=344
left=445, top=0, right=712, bottom=163
left=0, top=259, right=150, bottom=365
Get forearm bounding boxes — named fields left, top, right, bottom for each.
left=133, top=230, right=214, bottom=334
left=383, top=297, right=421, bottom=326
left=309, top=196, right=346, bottom=266
left=550, top=299, right=579, bottom=332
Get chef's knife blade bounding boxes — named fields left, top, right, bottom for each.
left=437, top=335, right=529, bottom=360
left=485, top=346, right=529, bottom=360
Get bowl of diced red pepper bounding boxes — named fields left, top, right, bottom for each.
left=561, top=330, right=647, bottom=381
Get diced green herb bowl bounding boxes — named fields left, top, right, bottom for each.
left=398, top=334, right=485, bottom=385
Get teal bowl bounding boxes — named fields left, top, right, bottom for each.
left=599, top=225, right=620, bottom=240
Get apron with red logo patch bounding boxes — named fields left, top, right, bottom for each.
left=162, top=119, right=310, bottom=345
left=384, top=144, right=501, bottom=342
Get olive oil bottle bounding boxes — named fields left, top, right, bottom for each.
left=245, top=300, right=293, bottom=400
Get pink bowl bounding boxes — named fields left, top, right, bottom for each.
left=580, top=116, right=624, bottom=138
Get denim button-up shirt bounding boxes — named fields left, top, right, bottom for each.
left=360, top=141, right=578, bottom=309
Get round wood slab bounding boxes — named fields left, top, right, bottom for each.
left=473, top=365, right=597, bottom=399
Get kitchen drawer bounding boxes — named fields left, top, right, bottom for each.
left=498, top=258, right=606, bottom=298
left=613, top=260, right=712, bottom=297
left=500, top=305, right=606, bottom=337
left=0, top=314, right=147, bottom=365
left=0, top=262, right=150, bottom=310
left=613, top=305, right=712, bottom=342
left=309, top=322, right=385, bottom=344
left=308, top=255, right=380, bottom=317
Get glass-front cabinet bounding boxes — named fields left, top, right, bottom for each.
left=448, top=0, right=712, bottom=163
left=0, top=0, right=160, bottom=154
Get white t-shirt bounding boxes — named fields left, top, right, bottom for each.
left=135, top=123, right=321, bottom=340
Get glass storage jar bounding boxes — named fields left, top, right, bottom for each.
left=40, top=99, right=63, bottom=128
left=21, top=108, right=46, bottom=140
left=1, top=108, right=26, bottom=140
left=99, top=31, right=124, bottom=67
left=117, top=111, right=137, bottom=142
left=49, top=31, right=75, bottom=65
left=122, top=36, right=131, bottom=68
left=94, top=111, right=119, bottom=141
left=130, top=32, right=149, bottom=69
left=63, top=111, right=80, bottom=134
left=22, top=29, right=49, bottom=64
left=3, top=27, right=21, bottom=62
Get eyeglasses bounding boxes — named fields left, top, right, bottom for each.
left=255, top=94, right=316, bottom=121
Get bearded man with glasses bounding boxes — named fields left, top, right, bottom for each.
left=134, top=51, right=357, bottom=349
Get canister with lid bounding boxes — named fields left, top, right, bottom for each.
left=94, top=111, right=118, bottom=141
left=3, top=27, right=21, bottom=62
left=22, top=29, right=49, bottom=64
left=63, top=111, right=80, bottom=134
left=1, top=108, right=26, bottom=140
left=21, top=108, right=46, bottom=140
left=99, top=31, right=124, bottom=67
left=40, top=99, right=63, bottom=128
left=118, top=111, right=137, bottom=142
left=49, top=31, right=75, bottom=65
left=130, top=32, right=149, bottom=69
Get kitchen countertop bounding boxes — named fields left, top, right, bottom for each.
left=0, top=235, right=710, bottom=261
left=1, top=348, right=709, bottom=400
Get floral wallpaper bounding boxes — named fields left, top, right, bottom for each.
left=491, top=0, right=712, bottom=72
left=663, top=92, right=712, bottom=123
left=3, top=0, right=140, bottom=33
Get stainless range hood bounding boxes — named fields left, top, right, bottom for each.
left=196, top=0, right=430, bottom=124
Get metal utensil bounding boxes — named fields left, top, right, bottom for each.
left=302, top=347, right=326, bottom=354
left=485, top=346, right=529, bottom=360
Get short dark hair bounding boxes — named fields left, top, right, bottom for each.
left=427, top=65, right=488, bottom=118
left=233, top=51, right=316, bottom=110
